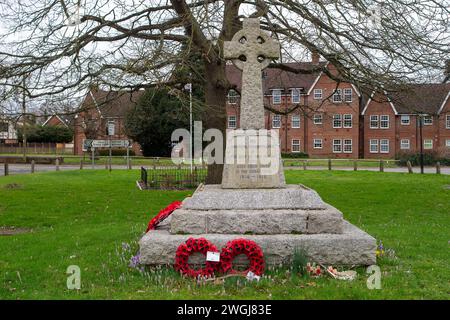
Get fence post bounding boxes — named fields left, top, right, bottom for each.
left=436, top=162, right=441, bottom=174
left=303, top=160, right=307, bottom=171
left=407, top=161, right=413, bottom=174
left=379, top=160, right=384, bottom=172
left=105, top=160, right=109, bottom=170
left=128, top=158, right=132, bottom=170
left=31, top=160, right=35, bottom=173
left=55, top=158, right=60, bottom=171
left=353, top=160, right=358, bottom=171
left=4, top=163, right=8, bottom=176
left=80, top=159, right=83, bottom=170
left=328, top=159, right=332, bottom=171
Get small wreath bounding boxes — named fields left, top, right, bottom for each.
left=174, top=237, right=219, bottom=278
left=220, top=239, right=265, bottom=276
left=146, top=201, right=182, bottom=232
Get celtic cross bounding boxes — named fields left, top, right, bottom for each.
left=224, top=18, right=280, bottom=130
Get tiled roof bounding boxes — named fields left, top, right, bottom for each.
left=388, top=83, right=450, bottom=114
left=82, top=88, right=145, bottom=118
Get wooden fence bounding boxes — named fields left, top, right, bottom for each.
left=0, top=142, right=73, bottom=155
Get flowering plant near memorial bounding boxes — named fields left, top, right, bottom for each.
left=146, top=201, right=182, bottom=232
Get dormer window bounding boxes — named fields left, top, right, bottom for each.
left=227, top=90, right=239, bottom=104
left=401, top=115, right=410, bottom=125
left=272, top=89, right=282, bottom=104
left=423, top=116, right=433, bottom=125
left=291, top=88, right=301, bottom=104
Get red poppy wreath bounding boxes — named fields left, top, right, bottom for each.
left=174, top=237, right=219, bottom=278
left=220, top=239, right=265, bottom=276
left=146, top=201, right=182, bottom=232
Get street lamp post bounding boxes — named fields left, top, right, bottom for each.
left=418, top=114, right=424, bottom=174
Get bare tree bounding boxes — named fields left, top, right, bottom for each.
left=0, top=0, right=448, bottom=182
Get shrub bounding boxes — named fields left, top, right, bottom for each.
left=282, top=152, right=309, bottom=159
left=18, top=125, right=73, bottom=143
left=396, top=150, right=450, bottom=166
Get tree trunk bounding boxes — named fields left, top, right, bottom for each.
left=203, top=60, right=227, bottom=185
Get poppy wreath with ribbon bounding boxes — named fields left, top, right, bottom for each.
left=220, top=239, right=265, bottom=276
left=146, top=201, right=182, bottom=232
left=174, top=237, right=219, bottom=278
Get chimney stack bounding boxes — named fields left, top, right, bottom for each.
left=311, top=50, right=320, bottom=65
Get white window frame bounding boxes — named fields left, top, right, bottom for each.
left=446, top=139, right=450, bottom=147
left=423, top=139, right=433, bottom=150
left=370, top=139, right=379, bottom=153
left=291, top=88, right=301, bottom=103
left=446, top=115, right=450, bottom=129
left=343, top=139, right=353, bottom=153
left=423, top=116, right=433, bottom=126
left=313, top=114, right=323, bottom=125
left=333, top=114, right=342, bottom=128
left=227, top=90, right=239, bottom=104
left=228, top=115, right=237, bottom=129
left=380, top=115, right=390, bottom=129
left=313, top=89, right=323, bottom=100
left=401, top=115, right=410, bottom=125
left=370, top=115, right=379, bottom=129
left=333, top=89, right=343, bottom=103
left=107, top=120, right=115, bottom=136
left=380, top=139, right=389, bottom=153
left=291, top=115, right=301, bottom=128
left=344, top=88, right=353, bottom=102
left=333, top=139, right=342, bottom=153
left=343, top=114, right=353, bottom=128
left=291, top=139, right=301, bottom=153
left=400, top=139, right=410, bottom=150
left=272, top=114, right=281, bottom=128
left=313, top=139, right=323, bottom=149
left=272, top=89, right=282, bottom=104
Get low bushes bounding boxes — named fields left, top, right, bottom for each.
left=281, top=152, right=309, bottom=159
left=396, top=150, right=450, bottom=166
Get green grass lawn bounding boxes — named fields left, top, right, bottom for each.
left=0, top=170, right=449, bottom=299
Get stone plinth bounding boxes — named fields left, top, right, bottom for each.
left=170, top=206, right=343, bottom=235
left=183, top=184, right=325, bottom=210
left=139, top=221, right=377, bottom=266
left=221, top=130, right=285, bottom=189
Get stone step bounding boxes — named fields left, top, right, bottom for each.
left=182, top=184, right=328, bottom=210
left=169, top=205, right=343, bottom=235
left=139, top=221, right=376, bottom=266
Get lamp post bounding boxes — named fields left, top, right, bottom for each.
left=418, top=114, right=424, bottom=174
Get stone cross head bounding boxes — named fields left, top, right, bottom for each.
left=224, top=18, right=280, bottom=130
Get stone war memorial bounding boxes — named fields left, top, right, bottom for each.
left=139, top=18, right=376, bottom=270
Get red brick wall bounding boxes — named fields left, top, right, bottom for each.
left=73, top=110, right=142, bottom=155
left=437, top=99, right=450, bottom=154
left=363, top=99, right=396, bottom=158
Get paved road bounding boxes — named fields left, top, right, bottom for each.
left=1, top=163, right=449, bottom=176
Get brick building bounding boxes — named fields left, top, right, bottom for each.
left=73, top=88, right=144, bottom=155
left=361, top=84, right=450, bottom=158
left=225, top=62, right=450, bottom=159
left=226, top=61, right=362, bottom=158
